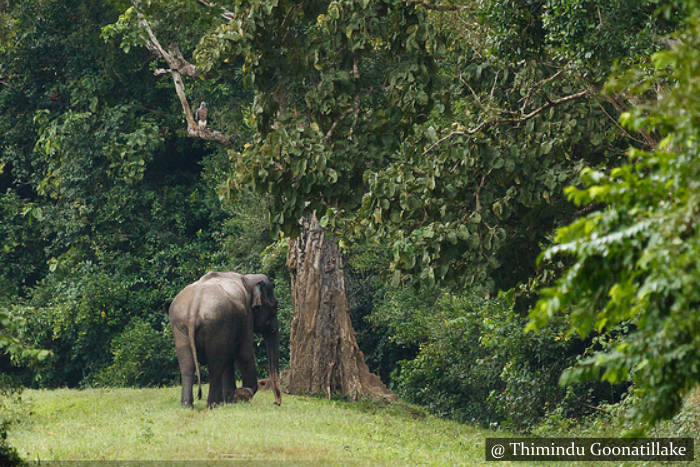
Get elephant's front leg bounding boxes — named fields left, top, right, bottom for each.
left=207, top=361, right=229, bottom=409
left=236, top=342, right=258, bottom=395
left=222, top=365, right=236, bottom=403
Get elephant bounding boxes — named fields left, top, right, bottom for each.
left=168, top=271, right=282, bottom=408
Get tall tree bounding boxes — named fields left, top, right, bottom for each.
left=196, top=0, right=435, bottom=397
left=107, top=0, right=435, bottom=397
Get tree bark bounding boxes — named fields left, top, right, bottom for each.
left=286, top=213, right=395, bottom=400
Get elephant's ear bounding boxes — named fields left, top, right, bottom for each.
left=252, top=281, right=263, bottom=309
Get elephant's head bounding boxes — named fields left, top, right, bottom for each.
left=246, top=274, right=282, bottom=405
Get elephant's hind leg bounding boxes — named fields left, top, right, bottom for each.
left=173, top=326, right=195, bottom=408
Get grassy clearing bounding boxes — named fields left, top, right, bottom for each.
left=8, top=387, right=698, bottom=465
left=7, top=386, right=497, bottom=464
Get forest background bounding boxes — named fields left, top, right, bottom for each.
left=1, top=0, right=699, bottom=460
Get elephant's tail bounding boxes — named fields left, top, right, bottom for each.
left=188, top=291, right=202, bottom=401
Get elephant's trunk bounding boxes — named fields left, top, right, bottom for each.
left=265, top=329, right=282, bottom=405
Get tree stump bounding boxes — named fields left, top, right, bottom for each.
left=286, top=213, right=394, bottom=400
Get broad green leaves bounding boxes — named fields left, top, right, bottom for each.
left=34, top=106, right=162, bottom=194
left=199, top=1, right=435, bottom=237
left=192, top=0, right=633, bottom=292
left=531, top=1, right=700, bottom=425
left=0, top=308, right=50, bottom=365
left=0, top=0, right=252, bottom=387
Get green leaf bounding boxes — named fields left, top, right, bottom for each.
left=327, top=168, right=338, bottom=184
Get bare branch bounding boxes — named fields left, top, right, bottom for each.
left=514, top=89, right=588, bottom=121
left=168, top=43, right=197, bottom=77
left=422, top=118, right=489, bottom=156
left=602, top=91, right=658, bottom=149
left=519, top=67, right=567, bottom=113
left=324, top=104, right=357, bottom=142
left=460, top=172, right=490, bottom=221
left=489, top=70, right=499, bottom=100
left=352, top=53, right=360, bottom=79
left=153, top=68, right=173, bottom=76
left=459, top=72, right=486, bottom=112
left=348, top=95, right=361, bottom=139
left=170, top=71, right=232, bottom=145
left=583, top=402, right=610, bottom=414
left=187, top=125, right=233, bottom=146
left=134, top=7, right=231, bottom=146
left=325, top=54, right=362, bottom=142
left=595, top=100, right=648, bottom=146
left=169, top=71, right=196, bottom=128
left=423, top=89, right=589, bottom=156
left=570, top=203, right=597, bottom=221
left=474, top=172, right=486, bottom=212
left=136, top=12, right=197, bottom=77
left=0, top=78, right=8, bottom=87
left=136, top=11, right=170, bottom=59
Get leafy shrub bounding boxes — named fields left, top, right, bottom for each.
left=375, top=288, right=624, bottom=430
left=14, top=177, right=235, bottom=388
left=18, top=265, right=145, bottom=386
left=0, top=375, right=23, bottom=466
left=649, top=388, right=700, bottom=440
left=391, top=293, right=508, bottom=425
left=345, top=252, right=419, bottom=383
left=533, top=388, right=700, bottom=442
left=93, top=318, right=177, bottom=387
left=0, top=307, right=48, bottom=466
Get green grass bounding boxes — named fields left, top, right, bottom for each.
left=9, top=387, right=697, bottom=465
left=7, top=386, right=500, bottom=464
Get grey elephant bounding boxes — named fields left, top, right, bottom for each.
left=168, top=271, right=282, bottom=408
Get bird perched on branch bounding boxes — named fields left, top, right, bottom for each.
left=195, top=102, right=208, bottom=128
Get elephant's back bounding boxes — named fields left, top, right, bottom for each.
left=169, top=278, right=248, bottom=330
left=196, top=280, right=248, bottom=322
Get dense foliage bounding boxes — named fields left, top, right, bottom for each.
left=531, top=0, right=700, bottom=425
left=367, top=288, right=626, bottom=430
left=0, top=0, right=274, bottom=389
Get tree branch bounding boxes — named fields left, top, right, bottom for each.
left=583, top=402, right=610, bottom=414
left=134, top=7, right=231, bottom=146
left=421, top=120, right=488, bottom=156
left=601, top=91, right=658, bottom=149
left=519, top=67, right=567, bottom=113
left=403, top=0, right=471, bottom=11
left=324, top=107, right=353, bottom=142
left=324, top=98, right=361, bottom=143
left=423, top=89, right=589, bottom=156
left=473, top=172, right=487, bottom=212
left=512, top=89, right=588, bottom=121
left=595, top=100, right=648, bottom=146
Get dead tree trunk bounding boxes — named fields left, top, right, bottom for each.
left=286, top=213, right=394, bottom=400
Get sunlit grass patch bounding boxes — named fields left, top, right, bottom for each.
left=8, top=386, right=493, bottom=464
